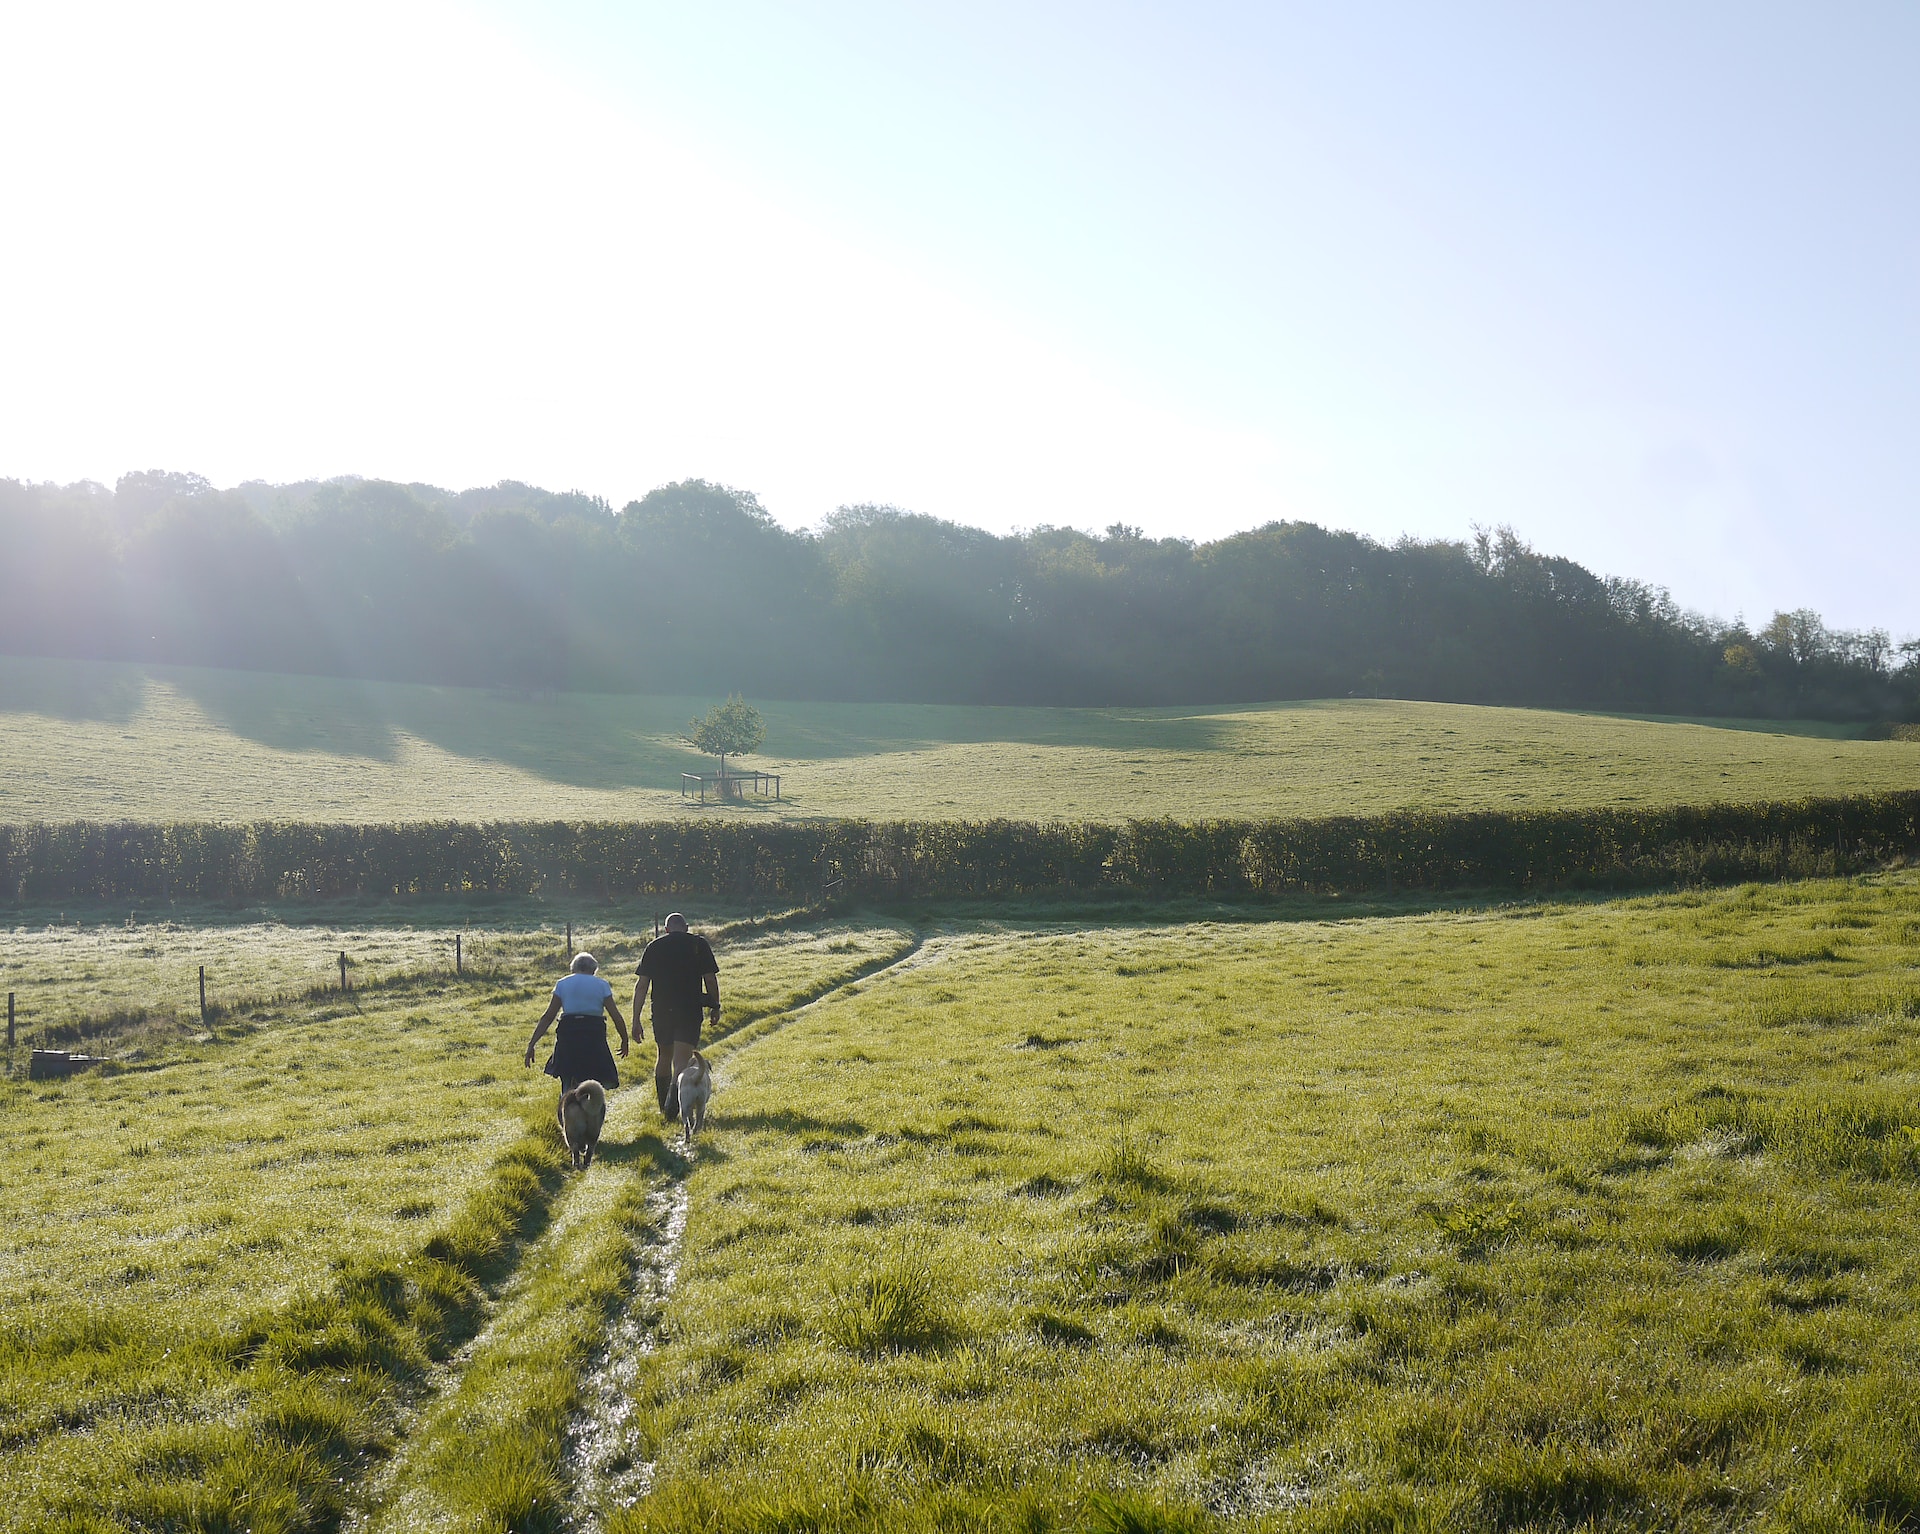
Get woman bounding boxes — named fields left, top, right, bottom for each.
left=525, top=951, right=630, bottom=1095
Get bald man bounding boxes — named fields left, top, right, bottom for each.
left=633, top=912, right=720, bottom=1117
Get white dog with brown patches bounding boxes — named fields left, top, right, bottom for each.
left=676, top=1051, right=712, bottom=1147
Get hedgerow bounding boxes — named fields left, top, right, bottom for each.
left=4, top=794, right=1917, bottom=903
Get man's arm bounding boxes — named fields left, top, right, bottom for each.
left=606, top=998, right=630, bottom=1056
left=525, top=995, right=562, bottom=1066
left=703, top=971, right=720, bottom=1016
left=632, top=975, right=650, bottom=1031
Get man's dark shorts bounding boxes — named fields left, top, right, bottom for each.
left=652, top=1010, right=704, bottom=1047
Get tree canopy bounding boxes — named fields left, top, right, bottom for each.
left=687, top=695, right=766, bottom=773
left=1, top=472, right=1911, bottom=721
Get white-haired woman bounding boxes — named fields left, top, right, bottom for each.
left=526, top=951, right=629, bottom=1096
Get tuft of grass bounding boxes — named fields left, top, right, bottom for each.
left=826, top=1241, right=957, bottom=1354
left=1620, top=1087, right=1920, bottom=1180
left=1098, top=1130, right=1167, bottom=1192
left=1086, top=1493, right=1212, bottom=1534
left=1472, top=1444, right=1644, bottom=1528
left=1665, top=1214, right=1750, bottom=1264
left=1426, top=1199, right=1530, bottom=1257
left=455, top=1442, right=567, bottom=1534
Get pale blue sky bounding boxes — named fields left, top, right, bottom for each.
left=2, top=2, right=1914, bottom=632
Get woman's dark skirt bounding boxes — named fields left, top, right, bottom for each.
left=544, top=1013, right=619, bottom=1091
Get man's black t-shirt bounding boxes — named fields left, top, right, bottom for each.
left=637, top=931, right=718, bottom=1024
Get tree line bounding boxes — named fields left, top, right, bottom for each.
left=2, top=470, right=1912, bottom=719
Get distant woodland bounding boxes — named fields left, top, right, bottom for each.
left=3, top=472, right=1913, bottom=719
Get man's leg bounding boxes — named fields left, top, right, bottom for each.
left=654, top=1035, right=677, bottom=1116
left=657, top=1038, right=698, bottom=1118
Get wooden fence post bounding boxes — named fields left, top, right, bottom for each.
left=198, top=966, right=207, bottom=1022
left=566, top=920, right=573, bottom=959
left=6, top=992, right=13, bottom=1048
left=455, top=933, right=462, bottom=975
left=339, top=951, right=349, bottom=993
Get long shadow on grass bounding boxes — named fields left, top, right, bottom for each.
left=599, top=1127, right=732, bottom=1176
left=596, top=1131, right=676, bottom=1168
left=171, top=665, right=720, bottom=789
left=0, top=655, right=150, bottom=725
left=726, top=1107, right=870, bottom=1138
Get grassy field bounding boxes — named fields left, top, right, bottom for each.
left=0, top=916, right=913, bottom=1532
left=2, top=655, right=1915, bottom=825
left=605, top=874, right=1920, bottom=1531
left=3, top=874, right=1918, bottom=1530
left=0, top=898, right=888, bottom=1061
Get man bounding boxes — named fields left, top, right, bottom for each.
left=526, top=951, right=629, bottom=1096
left=633, top=912, right=720, bottom=1117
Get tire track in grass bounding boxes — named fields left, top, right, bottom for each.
left=563, top=929, right=938, bottom=1531
left=350, top=1085, right=667, bottom=1534
left=565, top=1178, right=690, bottom=1521
left=306, top=928, right=924, bottom=1533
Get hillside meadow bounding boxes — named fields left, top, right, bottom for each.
left=1, top=873, right=1917, bottom=1530
left=1, top=655, right=1915, bottom=826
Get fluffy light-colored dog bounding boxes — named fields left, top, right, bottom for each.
left=676, top=1051, right=713, bottom=1148
left=559, top=1079, right=609, bottom=1170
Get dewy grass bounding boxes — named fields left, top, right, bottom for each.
left=365, top=1108, right=664, bottom=1534
left=0, top=910, right=912, bottom=1074
left=0, top=920, right=912, bottom=1531
left=3, top=654, right=1917, bottom=826
left=600, top=870, right=1920, bottom=1533
left=6, top=873, right=1920, bottom=1530
left=826, top=1238, right=955, bottom=1355
left=13, top=1106, right=569, bottom=1534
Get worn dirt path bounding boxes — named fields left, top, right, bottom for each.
left=560, top=926, right=947, bottom=1530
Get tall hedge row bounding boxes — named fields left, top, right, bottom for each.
left=3, top=795, right=1917, bottom=904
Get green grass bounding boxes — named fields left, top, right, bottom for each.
left=0, top=903, right=912, bottom=1073
left=2, top=655, right=1914, bottom=825
left=0, top=918, right=910, bottom=1532
left=602, top=873, right=1920, bottom=1532
left=5, top=875, right=1920, bottom=1530
left=361, top=1116, right=664, bottom=1534
left=1, top=1098, right=570, bottom=1534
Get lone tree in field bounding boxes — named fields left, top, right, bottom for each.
left=686, top=695, right=766, bottom=781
